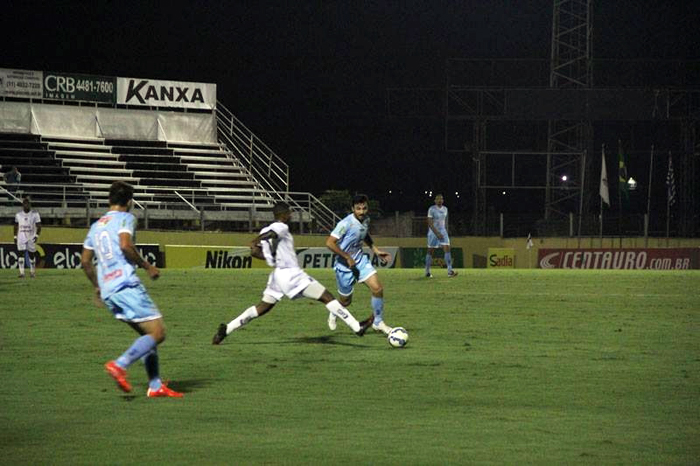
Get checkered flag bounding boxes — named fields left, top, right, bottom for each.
left=666, top=152, right=676, bottom=207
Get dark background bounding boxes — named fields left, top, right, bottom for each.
left=1, top=1, right=699, bottom=214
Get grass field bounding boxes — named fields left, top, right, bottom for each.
left=1, top=268, right=699, bottom=465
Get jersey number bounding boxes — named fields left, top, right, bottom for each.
left=96, top=231, right=115, bottom=265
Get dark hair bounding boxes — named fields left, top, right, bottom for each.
left=109, top=181, right=134, bottom=206
left=351, top=194, right=368, bottom=206
left=272, top=202, right=290, bottom=218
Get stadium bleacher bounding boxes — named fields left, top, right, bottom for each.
left=1, top=134, right=275, bottom=213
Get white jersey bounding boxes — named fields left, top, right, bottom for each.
left=260, top=221, right=298, bottom=269
left=15, top=210, right=41, bottom=243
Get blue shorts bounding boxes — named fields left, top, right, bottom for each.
left=104, top=284, right=162, bottom=323
left=334, top=254, right=377, bottom=297
left=427, top=229, right=450, bottom=248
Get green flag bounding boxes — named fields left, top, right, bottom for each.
left=618, top=140, right=629, bottom=209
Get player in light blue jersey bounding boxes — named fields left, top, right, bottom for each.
left=81, top=181, right=182, bottom=398
left=426, top=194, right=457, bottom=278
left=326, top=194, right=394, bottom=334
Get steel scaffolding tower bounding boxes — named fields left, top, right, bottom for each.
left=545, top=0, right=592, bottom=221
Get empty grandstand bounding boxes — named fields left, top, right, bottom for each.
left=0, top=69, right=337, bottom=232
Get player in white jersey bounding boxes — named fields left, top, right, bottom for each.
left=81, top=181, right=182, bottom=398
left=14, top=197, right=41, bottom=278
left=212, top=202, right=373, bottom=344
left=326, top=194, right=394, bottom=334
left=425, top=194, right=457, bottom=278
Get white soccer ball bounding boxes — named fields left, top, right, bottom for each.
left=388, top=327, right=408, bottom=348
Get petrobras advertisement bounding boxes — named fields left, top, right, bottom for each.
left=0, top=243, right=161, bottom=269
left=0, top=68, right=42, bottom=98
left=538, top=248, right=699, bottom=270
left=297, top=247, right=399, bottom=269
left=117, top=77, right=216, bottom=109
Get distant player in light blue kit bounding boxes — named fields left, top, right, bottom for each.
left=81, top=181, right=182, bottom=398
left=326, top=194, right=394, bottom=335
left=425, top=194, right=457, bottom=278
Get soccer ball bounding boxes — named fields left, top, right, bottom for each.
left=388, top=327, right=408, bottom=348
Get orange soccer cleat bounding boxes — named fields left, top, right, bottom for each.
left=104, top=361, right=132, bottom=393
left=147, top=384, right=184, bottom=398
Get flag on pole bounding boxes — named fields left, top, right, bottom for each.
left=618, top=140, right=629, bottom=208
left=526, top=233, right=533, bottom=249
left=600, top=146, right=610, bottom=206
left=666, top=152, right=676, bottom=206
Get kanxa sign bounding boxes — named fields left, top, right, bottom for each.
left=117, top=77, right=216, bottom=109
left=0, top=243, right=161, bottom=269
left=538, top=248, right=699, bottom=270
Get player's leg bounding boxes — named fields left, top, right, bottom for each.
left=16, top=241, right=26, bottom=278
left=425, top=248, right=435, bottom=278
left=442, top=243, right=457, bottom=277
left=27, top=241, right=37, bottom=278
left=214, top=273, right=281, bottom=344
left=128, top=319, right=181, bottom=398
left=363, top=273, right=393, bottom=334
left=103, top=285, right=175, bottom=395
left=213, top=299, right=276, bottom=344
left=426, top=231, right=439, bottom=277
left=327, top=266, right=355, bottom=330
left=306, top=282, right=372, bottom=336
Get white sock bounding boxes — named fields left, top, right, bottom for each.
left=226, top=306, right=259, bottom=334
left=30, top=258, right=35, bottom=273
left=18, top=257, right=25, bottom=275
left=325, top=300, right=360, bottom=332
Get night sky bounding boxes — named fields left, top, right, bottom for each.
left=2, top=1, right=699, bottom=213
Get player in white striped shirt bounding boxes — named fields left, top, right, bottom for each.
left=14, top=197, right=41, bottom=278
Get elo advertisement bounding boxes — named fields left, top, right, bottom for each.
left=0, top=243, right=161, bottom=269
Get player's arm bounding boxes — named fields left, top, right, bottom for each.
left=326, top=234, right=356, bottom=268
left=13, top=222, right=18, bottom=241
left=34, top=222, right=41, bottom=241
left=250, top=230, right=278, bottom=260
left=364, top=233, right=391, bottom=264
left=80, top=247, right=102, bottom=307
left=119, top=232, right=160, bottom=280
left=426, top=216, right=443, bottom=239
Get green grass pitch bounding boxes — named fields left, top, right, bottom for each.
left=1, top=268, right=698, bottom=465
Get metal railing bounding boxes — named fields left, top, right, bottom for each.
left=215, top=102, right=289, bottom=195
left=279, top=191, right=340, bottom=233
left=0, top=182, right=274, bottom=211
left=214, top=101, right=339, bottom=231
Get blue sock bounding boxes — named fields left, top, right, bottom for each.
left=445, top=252, right=453, bottom=273
left=371, top=296, right=384, bottom=323
left=425, top=254, right=432, bottom=274
left=142, top=349, right=162, bottom=390
left=116, top=335, right=157, bottom=369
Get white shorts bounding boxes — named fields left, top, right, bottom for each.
left=262, top=267, right=315, bottom=303
left=17, top=239, right=37, bottom=253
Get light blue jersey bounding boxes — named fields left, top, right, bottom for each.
left=330, top=213, right=377, bottom=295
left=330, top=213, right=371, bottom=267
left=427, top=204, right=450, bottom=247
left=83, top=211, right=142, bottom=299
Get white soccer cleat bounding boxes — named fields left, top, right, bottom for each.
left=327, top=313, right=337, bottom=331
left=372, top=320, right=392, bottom=335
